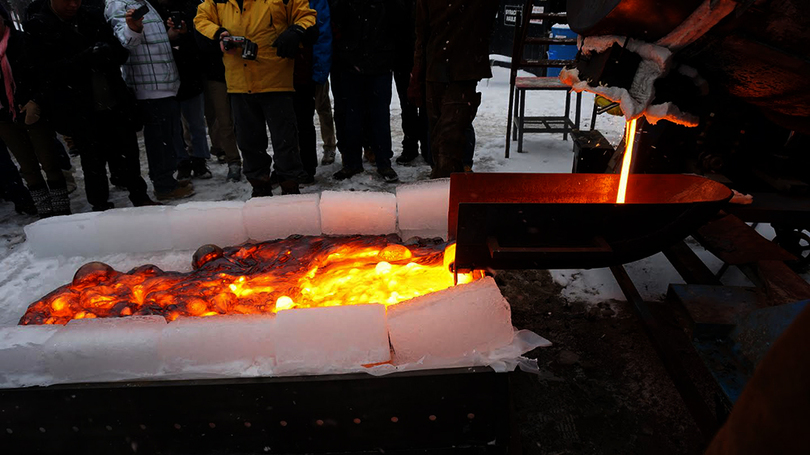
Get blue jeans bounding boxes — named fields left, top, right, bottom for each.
left=331, top=70, right=394, bottom=171
left=179, top=93, right=211, bottom=161
left=138, top=97, right=182, bottom=193
left=230, top=92, right=307, bottom=183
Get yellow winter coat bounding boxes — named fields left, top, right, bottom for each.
left=195, top=0, right=316, bottom=94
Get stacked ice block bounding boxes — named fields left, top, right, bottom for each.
left=0, top=278, right=522, bottom=387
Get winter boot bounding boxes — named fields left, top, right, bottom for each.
left=321, top=149, right=336, bottom=165
left=29, top=187, right=53, bottom=218
left=176, top=159, right=193, bottom=182
left=12, top=190, right=37, bottom=216
left=333, top=167, right=364, bottom=180
left=191, top=157, right=212, bottom=179
left=396, top=149, right=419, bottom=165
left=249, top=177, right=274, bottom=198
left=377, top=167, right=399, bottom=183
left=227, top=163, right=242, bottom=182
left=280, top=180, right=300, bottom=195
left=50, top=187, right=72, bottom=216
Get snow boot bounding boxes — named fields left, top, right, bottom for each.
left=29, top=187, right=53, bottom=218
left=191, top=157, right=212, bottom=179
left=280, top=180, right=300, bottom=195
left=227, top=163, right=242, bottom=182
left=50, top=187, right=72, bottom=216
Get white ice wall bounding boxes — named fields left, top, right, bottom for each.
left=1, top=279, right=523, bottom=388
left=23, top=186, right=451, bottom=257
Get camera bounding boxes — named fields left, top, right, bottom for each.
left=169, top=11, right=183, bottom=29
left=221, top=36, right=258, bottom=60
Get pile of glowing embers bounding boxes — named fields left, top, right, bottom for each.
left=21, top=236, right=483, bottom=326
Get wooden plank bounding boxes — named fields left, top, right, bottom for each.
left=756, top=260, right=810, bottom=305
left=694, top=214, right=796, bottom=264
left=667, top=284, right=764, bottom=337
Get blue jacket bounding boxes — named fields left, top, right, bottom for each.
left=311, top=0, right=332, bottom=84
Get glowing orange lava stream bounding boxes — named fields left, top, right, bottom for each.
left=616, top=118, right=638, bottom=204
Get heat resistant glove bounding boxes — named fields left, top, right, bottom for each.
left=273, top=24, right=305, bottom=59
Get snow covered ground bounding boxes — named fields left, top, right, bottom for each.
left=0, top=62, right=761, bottom=328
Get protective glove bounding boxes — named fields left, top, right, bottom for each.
left=19, top=101, right=41, bottom=125
left=272, top=24, right=305, bottom=59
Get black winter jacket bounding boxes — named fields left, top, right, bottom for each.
left=331, top=0, right=409, bottom=75
left=24, top=5, right=137, bottom=135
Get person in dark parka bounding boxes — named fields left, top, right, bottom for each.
left=0, top=4, right=70, bottom=217
left=330, top=0, right=409, bottom=183
left=409, top=0, right=499, bottom=178
left=25, top=0, right=155, bottom=210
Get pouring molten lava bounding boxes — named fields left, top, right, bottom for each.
left=20, top=235, right=483, bottom=326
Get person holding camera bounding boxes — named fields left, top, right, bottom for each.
left=155, top=0, right=212, bottom=182
left=0, top=4, right=70, bottom=218
left=25, top=0, right=157, bottom=212
left=105, top=0, right=194, bottom=201
left=195, top=0, right=315, bottom=196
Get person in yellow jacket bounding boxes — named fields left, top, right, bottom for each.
left=195, top=0, right=316, bottom=196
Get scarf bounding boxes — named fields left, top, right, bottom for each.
left=0, top=26, right=16, bottom=120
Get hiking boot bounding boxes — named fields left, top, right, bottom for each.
left=333, top=167, right=363, bottom=180
left=363, top=147, right=376, bottom=165
left=191, top=157, right=212, bottom=179
left=280, top=180, right=300, bottom=195
left=227, top=163, right=242, bottom=182
left=300, top=174, right=315, bottom=185
left=377, top=167, right=399, bottom=183
left=50, top=187, right=72, bottom=216
left=321, top=149, right=336, bottom=165
left=13, top=193, right=37, bottom=216
left=155, top=183, right=195, bottom=201
left=177, top=160, right=193, bottom=182
left=395, top=150, right=419, bottom=165
left=131, top=194, right=162, bottom=207
left=249, top=176, right=274, bottom=198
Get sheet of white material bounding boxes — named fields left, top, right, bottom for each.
left=387, top=277, right=516, bottom=365
left=96, top=206, right=174, bottom=254
left=169, top=201, right=248, bottom=250
left=23, top=212, right=103, bottom=258
left=273, top=304, right=390, bottom=375
left=0, top=325, right=59, bottom=387
left=159, top=314, right=276, bottom=375
left=319, top=191, right=397, bottom=235
left=396, top=178, right=450, bottom=240
left=43, top=315, right=167, bottom=383
left=243, top=194, right=321, bottom=242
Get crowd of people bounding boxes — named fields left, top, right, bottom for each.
left=0, top=0, right=499, bottom=218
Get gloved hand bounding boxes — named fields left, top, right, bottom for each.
left=19, top=101, right=41, bottom=125
left=407, top=61, right=425, bottom=108
left=272, top=24, right=304, bottom=59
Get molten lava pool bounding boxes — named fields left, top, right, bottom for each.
left=20, top=236, right=482, bottom=325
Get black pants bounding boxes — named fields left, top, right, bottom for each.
left=0, top=139, right=30, bottom=204
left=230, top=92, right=308, bottom=184
left=331, top=70, right=394, bottom=171
left=426, top=81, right=481, bottom=178
left=72, top=111, right=148, bottom=209
left=293, top=81, right=318, bottom=177
left=393, top=67, right=429, bottom=159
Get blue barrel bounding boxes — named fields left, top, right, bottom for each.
left=547, top=24, right=578, bottom=77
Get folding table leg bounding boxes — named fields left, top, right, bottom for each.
left=518, top=89, right=526, bottom=153
left=563, top=91, right=571, bottom=141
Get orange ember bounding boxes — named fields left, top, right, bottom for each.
left=616, top=118, right=638, bottom=204
left=20, top=236, right=483, bottom=325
